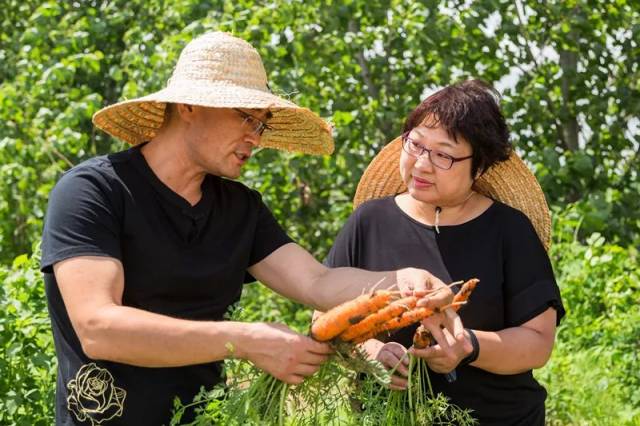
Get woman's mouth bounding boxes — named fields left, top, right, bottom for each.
left=412, top=176, right=434, bottom=189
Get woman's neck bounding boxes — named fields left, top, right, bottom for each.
left=396, top=191, right=491, bottom=227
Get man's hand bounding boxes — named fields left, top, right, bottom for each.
left=396, top=268, right=454, bottom=309
left=239, top=323, right=333, bottom=385
left=409, top=308, right=472, bottom=373
left=373, top=341, right=410, bottom=390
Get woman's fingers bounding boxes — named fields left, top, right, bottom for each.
left=379, top=350, right=409, bottom=377
left=444, top=307, right=465, bottom=339
left=377, top=342, right=410, bottom=377
left=389, top=374, right=408, bottom=390
left=423, top=320, right=453, bottom=355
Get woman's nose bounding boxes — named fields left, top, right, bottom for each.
left=414, top=152, right=435, bottom=171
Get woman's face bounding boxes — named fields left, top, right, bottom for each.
left=399, top=125, right=475, bottom=207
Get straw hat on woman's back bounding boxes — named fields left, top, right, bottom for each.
left=93, top=32, right=334, bottom=155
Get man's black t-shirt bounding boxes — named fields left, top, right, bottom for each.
left=325, top=196, right=565, bottom=426
left=41, top=144, right=292, bottom=425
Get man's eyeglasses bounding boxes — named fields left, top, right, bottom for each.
left=234, top=108, right=272, bottom=136
left=401, top=132, right=472, bottom=170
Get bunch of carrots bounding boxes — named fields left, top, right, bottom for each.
left=173, top=280, right=480, bottom=425
left=311, top=278, right=479, bottom=346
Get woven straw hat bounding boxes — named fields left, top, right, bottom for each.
left=353, top=136, right=552, bottom=250
left=92, top=32, right=333, bottom=155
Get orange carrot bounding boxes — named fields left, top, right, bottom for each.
left=452, top=278, right=479, bottom=307
left=351, top=279, right=480, bottom=344
left=351, top=306, right=440, bottom=344
left=310, top=290, right=395, bottom=341
left=338, top=296, right=417, bottom=341
left=380, top=306, right=438, bottom=331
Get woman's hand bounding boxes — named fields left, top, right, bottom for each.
left=362, top=339, right=410, bottom=390
left=409, top=308, right=473, bottom=373
left=377, top=342, right=411, bottom=390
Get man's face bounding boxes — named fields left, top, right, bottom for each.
left=181, top=106, right=269, bottom=179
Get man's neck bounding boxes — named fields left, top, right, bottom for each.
left=140, top=133, right=206, bottom=206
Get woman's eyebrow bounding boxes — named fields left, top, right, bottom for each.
left=435, top=140, right=456, bottom=148
left=412, top=128, right=457, bottom=148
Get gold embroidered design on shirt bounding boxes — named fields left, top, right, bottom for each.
left=66, top=363, right=126, bottom=425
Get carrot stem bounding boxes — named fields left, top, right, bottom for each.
left=408, top=355, right=415, bottom=425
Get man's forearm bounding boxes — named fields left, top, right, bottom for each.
left=307, top=267, right=398, bottom=311
left=251, top=244, right=451, bottom=313
left=78, top=304, right=252, bottom=367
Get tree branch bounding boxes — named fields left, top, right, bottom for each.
left=348, top=20, right=380, bottom=100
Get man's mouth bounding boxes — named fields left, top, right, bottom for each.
left=234, top=152, right=251, bottom=162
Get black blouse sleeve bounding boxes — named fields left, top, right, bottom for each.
left=41, top=167, right=123, bottom=273
left=502, top=210, right=565, bottom=327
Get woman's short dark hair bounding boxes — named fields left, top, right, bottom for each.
left=403, top=79, right=512, bottom=177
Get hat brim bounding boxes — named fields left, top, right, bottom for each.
left=92, top=83, right=334, bottom=155
left=353, top=136, right=551, bottom=250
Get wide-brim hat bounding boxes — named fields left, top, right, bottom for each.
left=353, top=136, right=552, bottom=250
left=92, top=32, right=334, bottom=155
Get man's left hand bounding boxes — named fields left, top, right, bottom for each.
left=396, top=267, right=454, bottom=310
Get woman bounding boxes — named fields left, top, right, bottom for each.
left=325, top=79, right=565, bottom=425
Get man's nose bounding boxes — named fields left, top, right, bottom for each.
left=245, top=131, right=261, bottom=147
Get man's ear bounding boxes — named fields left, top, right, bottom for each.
left=175, top=103, right=195, bottom=122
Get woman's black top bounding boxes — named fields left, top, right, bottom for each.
left=325, top=196, right=565, bottom=425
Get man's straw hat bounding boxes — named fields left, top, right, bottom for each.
left=93, top=32, right=333, bottom=155
left=353, top=136, right=552, bottom=250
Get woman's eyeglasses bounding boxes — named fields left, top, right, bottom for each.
left=401, top=132, right=472, bottom=170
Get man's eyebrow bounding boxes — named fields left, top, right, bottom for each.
left=252, top=108, right=272, bottom=120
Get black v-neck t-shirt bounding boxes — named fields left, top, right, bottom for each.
left=325, top=196, right=565, bottom=425
left=41, top=145, right=292, bottom=425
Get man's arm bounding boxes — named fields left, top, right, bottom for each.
left=248, top=243, right=453, bottom=312
left=54, top=256, right=331, bottom=384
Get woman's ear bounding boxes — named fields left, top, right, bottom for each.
left=474, top=167, right=484, bottom=180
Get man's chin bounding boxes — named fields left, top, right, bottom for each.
left=219, top=168, right=242, bottom=180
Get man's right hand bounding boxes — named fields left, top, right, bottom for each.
left=238, top=322, right=332, bottom=385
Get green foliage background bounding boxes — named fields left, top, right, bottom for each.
left=0, top=0, right=638, bottom=424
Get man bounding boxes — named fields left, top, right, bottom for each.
left=41, top=32, right=451, bottom=425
